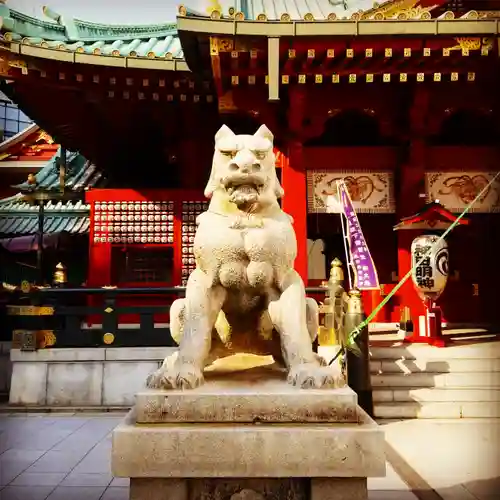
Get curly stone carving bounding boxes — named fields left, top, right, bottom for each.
left=147, top=125, right=345, bottom=390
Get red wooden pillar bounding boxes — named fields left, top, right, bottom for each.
left=397, top=87, right=429, bottom=335
left=282, top=141, right=308, bottom=282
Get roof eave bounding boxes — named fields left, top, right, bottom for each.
left=176, top=15, right=500, bottom=37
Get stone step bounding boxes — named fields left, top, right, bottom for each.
left=370, top=371, right=500, bottom=388
left=373, top=387, right=500, bottom=403
left=369, top=341, right=500, bottom=361
left=369, top=357, right=500, bottom=374
left=373, top=401, right=500, bottom=419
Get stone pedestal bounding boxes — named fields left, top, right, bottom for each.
left=112, top=365, right=385, bottom=500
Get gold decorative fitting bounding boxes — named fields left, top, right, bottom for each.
left=481, top=47, right=489, bottom=56
left=280, top=13, right=291, bottom=22
left=210, top=10, right=222, bottom=19
left=178, top=5, right=187, bottom=16
left=467, top=72, right=475, bottom=81
left=346, top=48, right=354, bottom=58
left=384, top=48, right=392, bottom=57
left=104, top=306, right=114, bottom=314
left=93, top=48, right=101, bottom=55
left=53, top=262, right=67, bottom=285
left=304, top=12, right=314, bottom=21
left=327, top=49, right=335, bottom=58
left=308, top=49, right=315, bottom=58
left=257, top=13, right=267, bottom=21
left=109, top=77, right=116, bottom=85
left=123, top=91, right=130, bottom=99
left=404, top=48, right=411, bottom=57
left=111, top=49, right=120, bottom=56
left=234, top=11, right=245, bottom=20
left=365, top=48, right=373, bottom=58
left=250, top=49, right=258, bottom=59
left=153, top=92, right=159, bottom=100
left=332, top=74, right=340, bottom=83
left=265, top=75, right=269, bottom=84
left=350, top=12, right=361, bottom=20
left=383, top=73, right=391, bottom=82
left=20, top=281, right=31, bottom=294
left=373, top=12, right=384, bottom=20
left=248, top=75, right=256, bottom=84
left=442, top=11, right=455, bottom=20
left=349, top=74, right=356, bottom=83
left=44, top=331, right=56, bottom=347
left=434, top=72, right=441, bottom=82
left=143, top=78, right=149, bottom=86
left=180, top=94, right=187, bottom=101
left=282, top=75, right=289, bottom=84
left=288, top=49, right=296, bottom=58
left=193, top=95, right=200, bottom=103
left=417, top=73, right=424, bottom=82
left=231, top=50, right=238, bottom=58
left=77, top=47, right=85, bottom=53
left=423, top=47, right=431, bottom=57
left=3, top=33, right=13, bottom=42
left=315, top=74, right=323, bottom=84
left=159, top=79, right=165, bottom=87
left=327, top=13, right=337, bottom=20
left=231, top=75, right=239, bottom=85
left=103, top=333, right=115, bottom=345
left=147, top=51, right=155, bottom=59
left=366, top=73, right=374, bottom=83
left=400, top=73, right=408, bottom=82
left=165, top=52, right=173, bottom=60
left=228, top=6, right=235, bottom=16
left=108, top=90, right=114, bottom=98
left=451, top=72, right=459, bottom=81
left=462, top=48, right=469, bottom=56
left=298, top=74, right=306, bottom=84
left=443, top=48, right=450, bottom=56
left=173, top=80, right=180, bottom=88
left=329, top=258, right=344, bottom=282
left=397, top=11, right=408, bottom=20
left=41, top=41, right=49, bottom=48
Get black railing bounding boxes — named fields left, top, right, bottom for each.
left=3, top=286, right=327, bottom=349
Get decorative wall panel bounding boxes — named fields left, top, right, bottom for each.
left=307, top=171, right=395, bottom=214
left=425, top=172, right=500, bottom=213
left=181, top=200, right=208, bottom=285
left=92, top=200, right=175, bottom=244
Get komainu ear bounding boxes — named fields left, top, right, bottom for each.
left=254, top=124, right=274, bottom=142
left=215, top=124, right=235, bottom=142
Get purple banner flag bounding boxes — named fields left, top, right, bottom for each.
left=338, top=181, right=380, bottom=291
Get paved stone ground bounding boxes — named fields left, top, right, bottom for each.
left=0, top=413, right=418, bottom=500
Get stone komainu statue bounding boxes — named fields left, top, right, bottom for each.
left=147, top=125, right=344, bottom=390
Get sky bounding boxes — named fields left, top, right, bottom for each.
left=6, top=0, right=230, bottom=24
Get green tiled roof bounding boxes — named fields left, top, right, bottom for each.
left=0, top=4, right=184, bottom=63
left=0, top=143, right=98, bottom=236
left=0, top=199, right=90, bottom=235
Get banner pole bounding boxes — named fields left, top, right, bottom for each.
left=338, top=181, right=354, bottom=290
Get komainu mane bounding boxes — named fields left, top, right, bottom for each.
left=147, top=125, right=344, bottom=390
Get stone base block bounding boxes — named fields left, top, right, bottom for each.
left=136, top=365, right=358, bottom=423
left=112, top=407, right=385, bottom=479
left=128, top=477, right=368, bottom=500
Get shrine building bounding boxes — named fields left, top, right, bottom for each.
left=0, top=0, right=499, bottom=336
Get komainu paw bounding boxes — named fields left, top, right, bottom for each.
left=287, top=363, right=345, bottom=389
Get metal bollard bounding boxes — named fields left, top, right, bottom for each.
left=344, top=288, right=374, bottom=418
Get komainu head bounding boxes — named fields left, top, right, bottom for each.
left=204, top=124, right=284, bottom=212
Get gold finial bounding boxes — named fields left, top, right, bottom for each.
left=53, top=262, right=67, bottom=285
left=347, top=288, right=363, bottom=314
left=329, top=258, right=344, bottom=283
left=207, top=0, right=222, bottom=15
